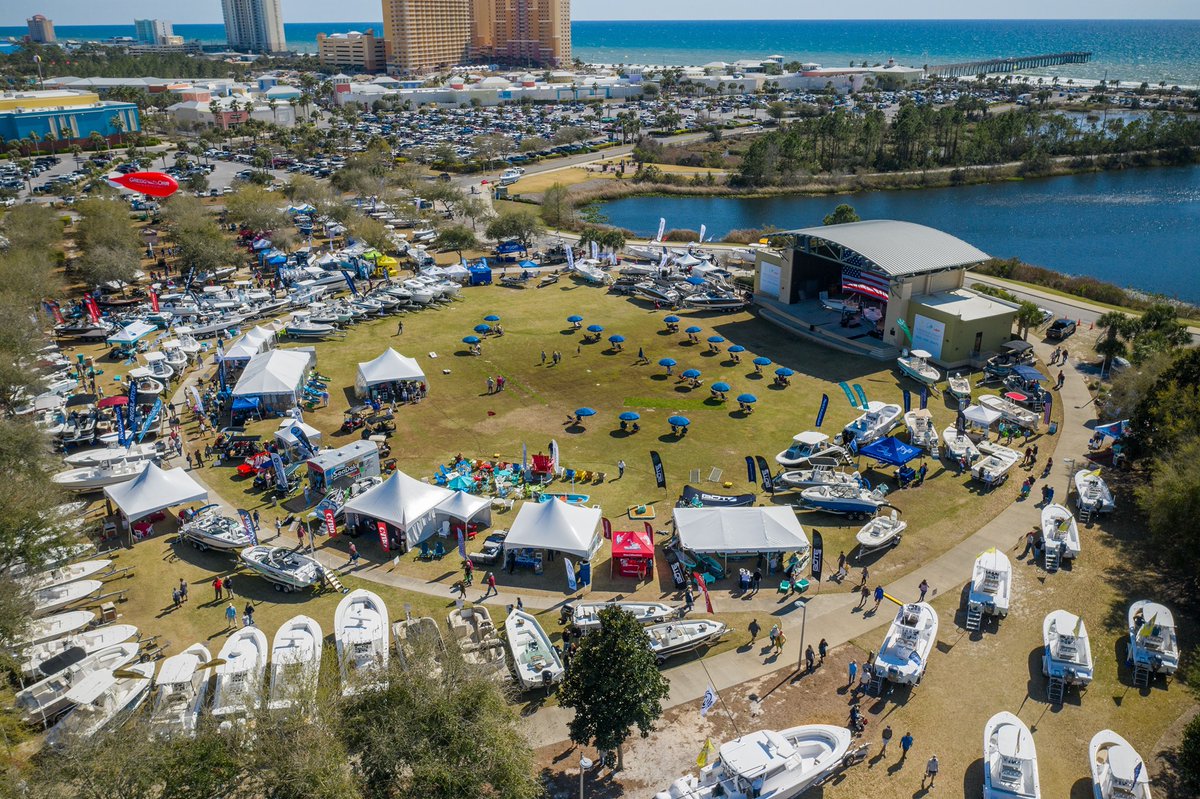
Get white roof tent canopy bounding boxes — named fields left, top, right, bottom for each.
left=779, top=220, right=991, bottom=279
left=963, top=404, right=1002, bottom=427
left=106, top=320, right=157, bottom=346
left=274, top=419, right=322, bottom=449
left=673, top=507, right=809, bottom=554
left=437, top=490, right=492, bottom=524
left=504, top=500, right=602, bottom=560
left=354, top=348, right=426, bottom=396
left=231, top=349, right=310, bottom=398
left=104, top=463, right=208, bottom=522
left=342, top=470, right=453, bottom=531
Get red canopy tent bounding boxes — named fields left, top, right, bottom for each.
left=611, top=525, right=654, bottom=579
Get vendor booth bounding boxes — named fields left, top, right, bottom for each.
left=673, top=507, right=809, bottom=568
left=611, top=526, right=654, bottom=579
left=306, top=440, right=380, bottom=495
left=354, top=348, right=426, bottom=400
left=104, top=463, right=208, bottom=537
left=107, top=320, right=157, bottom=349
left=274, top=419, right=323, bottom=459
left=231, top=349, right=311, bottom=413
left=436, top=490, right=492, bottom=536
left=342, top=469, right=453, bottom=550
left=220, top=325, right=277, bottom=367
left=503, top=500, right=602, bottom=574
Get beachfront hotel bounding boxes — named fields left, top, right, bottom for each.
left=317, top=29, right=389, bottom=73
left=26, top=14, right=56, bottom=44
left=221, top=0, right=287, bottom=54
left=382, top=0, right=473, bottom=75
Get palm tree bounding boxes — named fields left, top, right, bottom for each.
left=1094, top=310, right=1134, bottom=372
left=1014, top=301, right=1045, bottom=340
left=27, top=132, right=40, bottom=156
left=109, top=114, right=126, bottom=146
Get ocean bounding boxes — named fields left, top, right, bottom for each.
left=1, top=19, right=1197, bottom=86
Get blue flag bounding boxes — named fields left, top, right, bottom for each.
left=815, top=394, right=829, bottom=428
left=839, top=382, right=857, bottom=408
left=853, top=384, right=868, bottom=408
left=341, top=269, right=359, bottom=297
left=1043, top=391, right=1053, bottom=426
left=127, top=380, right=140, bottom=428
left=564, top=557, right=577, bottom=592
left=745, top=456, right=756, bottom=484
left=116, top=404, right=128, bottom=448
left=270, top=453, right=289, bottom=493
left=136, top=398, right=162, bottom=443
left=289, top=424, right=316, bottom=458
left=902, top=389, right=912, bottom=413
left=920, top=385, right=929, bottom=410
left=237, top=509, right=259, bottom=546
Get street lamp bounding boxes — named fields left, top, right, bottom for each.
left=794, top=597, right=809, bottom=671
left=578, top=754, right=593, bottom=799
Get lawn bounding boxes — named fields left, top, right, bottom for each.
left=508, top=167, right=614, bottom=194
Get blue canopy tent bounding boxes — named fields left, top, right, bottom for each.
left=1012, top=365, right=1047, bottom=382
left=859, top=436, right=922, bottom=467
left=468, top=264, right=493, bottom=285
left=1094, top=419, right=1130, bottom=439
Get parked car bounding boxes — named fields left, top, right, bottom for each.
left=1047, top=318, right=1077, bottom=340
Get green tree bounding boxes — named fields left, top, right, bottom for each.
left=1179, top=713, right=1200, bottom=795
left=823, top=203, right=861, bottom=226
left=1094, top=310, right=1134, bottom=371
left=1136, top=436, right=1200, bottom=577
left=458, top=196, right=494, bottom=231
left=485, top=209, right=544, bottom=252
left=540, top=182, right=574, bottom=229
left=183, top=171, right=209, bottom=194
left=1014, top=301, right=1045, bottom=340
left=433, top=224, right=478, bottom=260
left=224, top=185, right=285, bottom=232
left=558, top=607, right=671, bottom=769
left=1129, top=303, right=1191, bottom=365
left=162, top=195, right=238, bottom=283
left=1129, top=348, right=1200, bottom=456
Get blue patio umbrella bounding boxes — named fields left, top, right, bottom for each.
left=483, top=314, right=501, bottom=322
left=567, top=315, right=584, bottom=323
left=681, top=368, right=702, bottom=379
left=462, top=335, right=481, bottom=344
left=737, top=393, right=758, bottom=404
left=587, top=324, right=604, bottom=333
left=575, top=407, right=597, bottom=417
left=707, top=335, right=725, bottom=343
left=668, top=415, right=691, bottom=427
left=658, top=358, right=677, bottom=367
left=473, top=324, right=492, bottom=333
left=686, top=275, right=707, bottom=285
left=685, top=326, right=703, bottom=334
left=753, top=357, right=772, bottom=366
left=608, top=334, right=626, bottom=343
left=775, top=367, right=795, bottom=376
left=664, top=315, right=680, bottom=323
left=711, top=381, right=732, bottom=392
left=618, top=411, right=641, bottom=421
left=728, top=345, right=746, bottom=353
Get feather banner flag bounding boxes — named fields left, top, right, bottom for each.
left=902, top=389, right=912, bottom=413
left=755, top=456, right=774, bottom=494
left=650, top=451, right=666, bottom=488
left=745, top=456, right=756, bottom=484
left=920, top=385, right=929, bottom=410
left=839, top=381, right=858, bottom=408
left=815, top=393, right=829, bottom=427
left=853, top=384, right=868, bottom=408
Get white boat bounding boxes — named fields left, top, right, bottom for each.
left=15, top=642, right=140, bottom=725
left=20, top=624, right=138, bottom=679
left=979, top=394, right=1040, bottom=429
left=178, top=505, right=253, bottom=551
left=335, top=589, right=390, bottom=695
left=505, top=608, right=564, bottom=690
left=132, top=376, right=166, bottom=396
left=625, top=243, right=665, bottom=262
left=392, top=616, right=444, bottom=671
left=46, top=660, right=154, bottom=747
left=1043, top=610, right=1094, bottom=688
left=62, top=442, right=161, bottom=467
left=855, top=510, right=906, bottom=555
left=635, top=281, right=679, bottom=303
left=1041, top=504, right=1081, bottom=563
left=160, top=340, right=188, bottom=371
left=568, top=601, right=682, bottom=631
left=655, top=724, right=853, bottom=799
left=22, top=559, right=113, bottom=591
left=239, top=546, right=323, bottom=593
left=15, top=610, right=96, bottom=647
left=1074, top=469, right=1116, bottom=515
left=972, top=442, right=1022, bottom=485
left=285, top=312, right=337, bottom=338
left=646, top=620, right=727, bottom=666
left=149, top=643, right=212, bottom=738
left=51, top=459, right=150, bottom=492
left=401, top=280, right=434, bottom=304
left=875, top=602, right=938, bottom=685
left=141, top=351, right=174, bottom=381
left=33, top=579, right=102, bottom=616
left=776, top=462, right=860, bottom=491
left=983, top=711, right=1040, bottom=799
left=775, top=431, right=849, bottom=468
left=498, top=167, right=525, bottom=185
left=948, top=372, right=972, bottom=401
left=268, top=615, right=323, bottom=712
left=447, top=606, right=507, bottom=680
left=903, top=409, right=939, bottom=456
left=1127, top=600, right=1179, bottom=678
left=1090, top=730, right=1151, bottom=799
left=211, top=626, right=269, bottom=721
left=968, top=548, right=1012, bottom=621
left=797, top=483, right=889, bottom=518
left=897, top=349, right=941, bottom=386
left=568, top=260, right=606, bottom=286
left=943, top=426, right=980, bottom=462
left=842, top=401, right=903, bottom=447
left=683, top=291, right=747, bottom=311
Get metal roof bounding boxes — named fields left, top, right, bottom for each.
left=781, top=220, right=991, bottom=277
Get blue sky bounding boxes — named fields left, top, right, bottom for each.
left=3, top=0, right=1197, bottom=25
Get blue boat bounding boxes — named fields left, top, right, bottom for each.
left=537, top=493, right=591, bottom=505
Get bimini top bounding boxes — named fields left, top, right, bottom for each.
left=780, top=220, right=991, bottom=278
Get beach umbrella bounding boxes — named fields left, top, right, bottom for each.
left=567, top=314, right=584, bottom=323
left=658, top=357, right=677, bottom=367
left=668, top=415, right=691, bottom=427
left=685, top=326, right=703, bottom=334
left=483, top=314, right=501, bottom=322
left=737, top=393, right=758, bottom=404
left=587, top=324, right=604, bottom=333
left=608, top=334, right=626, bottom=343
left=462, top=335, right=481, bottom=344
left=775, top=367, right=795, bottom=377
left=686, top=275, right=707, bottom=285
left=728, top=345, right=746, bottom=353
left=618, top=411, right=641, bottom=421
left=473, top=324, right=492, bottom=333
left=707, top=335, right=725, bottom=344
left=664, top=315, right=680, bottom=323
left=711, top=381, right=732, bottom=392
left=575, top=407, right=597, bottom=417
left=753, top=357, right=772, bottom=366
left=681, top=368, right=702, bottom=379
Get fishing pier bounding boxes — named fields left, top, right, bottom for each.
left=926, top=52, right=1092, bottom=78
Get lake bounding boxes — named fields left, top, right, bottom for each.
left=597, top=164, right=1200, bottom=301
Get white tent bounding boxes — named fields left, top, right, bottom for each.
left=436, top=490, right=492, bottom=528
left=104, top=463, right=208, bottom=522
left=106, top=320, right=157, bottom=347
left=963, top=404, right=1002, bottom=427
left=673, top=507, right=809, bottom=554
left=274, top=419, right=323, bottom=455
left=354, top=348, right=426, bottom=397
left=504, top=500, right=602, bottom=560
left=342, top=470, right=453, bottom=548
left=231, top=349, right=310, bottom=411
left=442, top=263, right=470, bottom=282
left=221, top=328, right=272, bottom=364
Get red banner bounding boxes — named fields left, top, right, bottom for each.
left=644, top=521, right=654, bottom=539
left=84, top=296, right=101, bottom=323
left=602, top=517, right=612, bottom=539
left=149, top=290, right=159, bottom=312
left=692, top=571, right=715, bottom=615
left=324, top=508, right=337, bottom=538
left=50, top=302, right=64, bottom=324
left=377, top=520, right=389, bottom=552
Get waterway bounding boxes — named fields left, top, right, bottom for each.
left=596, top=164, right=1200, bottom=301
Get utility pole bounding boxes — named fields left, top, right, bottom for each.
left=794, top=596, right=809, bottom=671
left=578, top=754, right=593, bottom=799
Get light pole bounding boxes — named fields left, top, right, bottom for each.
left=794, top=596, right=809, bottom=671
left=579, top=754, right=593, bottom=799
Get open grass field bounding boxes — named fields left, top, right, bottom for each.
left=509, top=167, right=616, bottom=194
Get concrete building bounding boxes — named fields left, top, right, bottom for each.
left=221, top=0, right=287, bottom=54
left=134, top=19, right=173, bottom=45
left=470, top=0, right=496, bottom=57
left=753, top=220, right=1015, bottom=367
left=0, top=90, right=140, bottom=149
left=492, top=0, right=571, bottom=67
left=331, top=72, right=640, bottom=107
left=167, top=92, right=297, bottom=129
left=317, top=29, right=388, bottom=73
left=382, top=0, right=472, bottom=75
left=26, top=15, right=56, bottom=44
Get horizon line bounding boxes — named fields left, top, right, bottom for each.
left=3, top=16, right=1198, bottom=26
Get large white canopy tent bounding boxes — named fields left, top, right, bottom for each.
left=231, top=349, right=310, bottom=411
left=673, top=507, right=809, bottom=554
left=963, top=404, right=1002, bottom=427
left=436, top=490, right=492, bottom=529
left=220, top=325, right=277, bottom=364
left=342, top=470, right=453, bottom=548
left=274, top=419, right=323, bottom=456
left=504, top=500, right=602, bottom=560
left=104, top=463, right=208, bottom=522
left=354, top=348, right=426, bottom=397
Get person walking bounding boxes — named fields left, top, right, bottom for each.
left=818, top=638, right=828, bottom=663
left=179, top=579, right=188, bottom=603
left=858, top=566, right=869, bottom=589
left=223, top=575, right=234, bottom=599
left=748, top=618, right=761, bottom=643
left=486, top=376, right=495, bottom=394
left=768, top=623, right=779, bottom=650
left=873, top=585, right=884, bottom=611
left=858, top=584, right=870, bottom=609
left=482, top=571, right=497, bottom=599
left=244, top=603, right=255, bottom=627
left=540, top=349, right=547, bottom=365
left=900, top=732, right=914, bottom=761
left=848, top=659, right=858, bottom=687
left=396, top=320, right=404, bottom=336
left=773, top=628, right=786, bottom=654
left=172, top=587, right=181, bottom=609
left=751, top=568, right=762, bottom=594
left=617, top=459, right=626, bottom=479
left=924, top=755, right=939, bottom=788
left=1020, top=528, right=1037, bottom=558
left=348, top=542, right=360, bottom=568
left=805, top=645, right=815, bottom=672
left=881, top=725, right=893, bottom=754
left=1056, top=370, right=1065, bottom=390
left=212, top=576, right=223, bottom=601
left=918, top=579, right=930, bottom=602
left=224, top=602, right=237, bottom=630
left=684, top=585, right=695, bottom=612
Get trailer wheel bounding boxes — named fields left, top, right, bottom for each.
left=656, top=656, right=667, bottom=668
left=274, top=584, right=283, bottom=593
